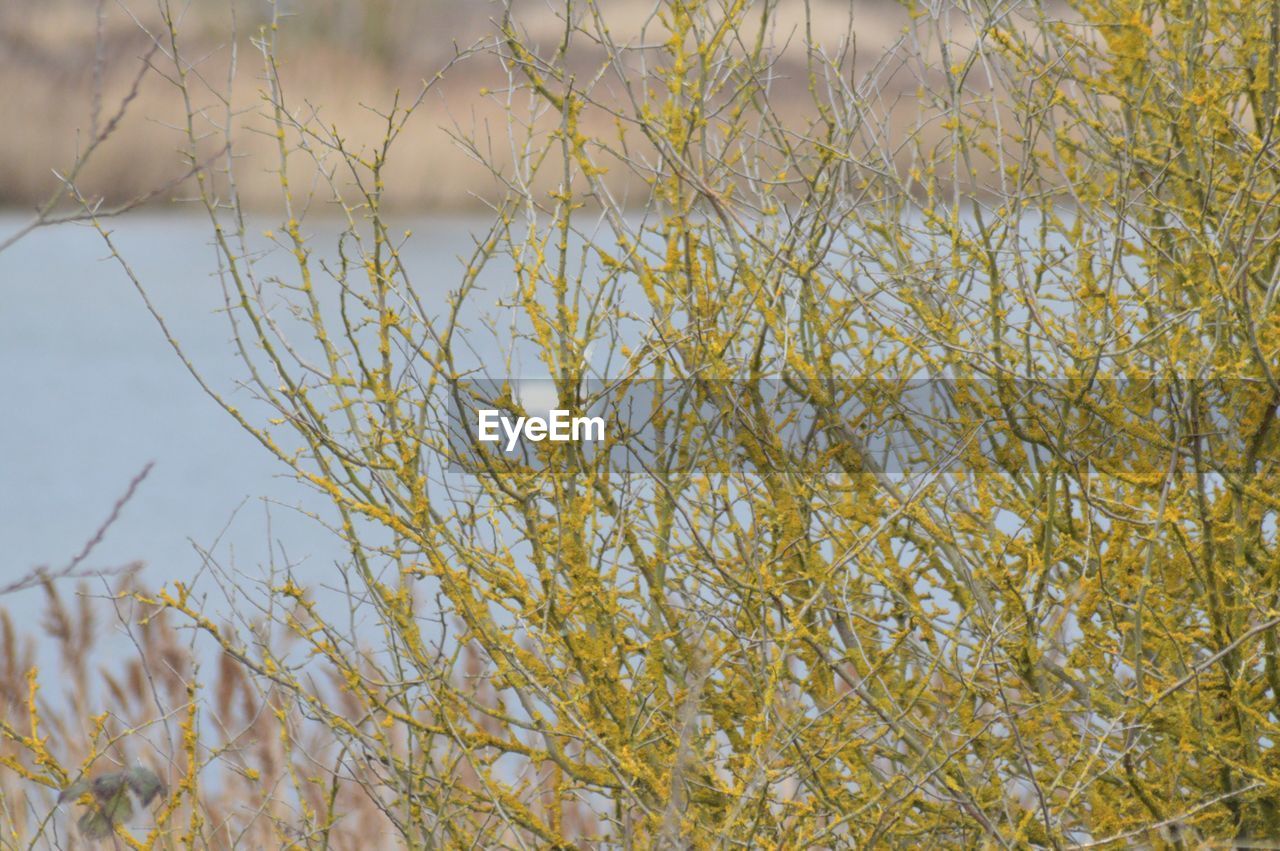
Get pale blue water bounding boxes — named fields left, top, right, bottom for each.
left=0, top=212, right=490, bottom=629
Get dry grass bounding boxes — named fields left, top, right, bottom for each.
left=0, top=466, right=443, bottom=849
left=0, top=577, right=386, bottom=848
left=1, top=572, right=598, bottom=849
left=0, top=0, right=915, bottom=212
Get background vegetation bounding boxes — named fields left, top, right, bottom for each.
left=0, top=0, right=908, bottom=211
left=6, top=0, right=1280, bottom=847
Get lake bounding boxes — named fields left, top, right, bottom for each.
left=0, top=211, right=496, bottom=630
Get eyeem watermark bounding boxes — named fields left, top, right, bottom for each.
left=477, top=408, right=605, bottom=452
left=446, top=377, right=1269, bottom=476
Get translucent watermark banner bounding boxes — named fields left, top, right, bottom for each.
left=443, top=377, right=1279, bottom=477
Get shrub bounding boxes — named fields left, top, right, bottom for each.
left=7, top=0, right=1280, bottom=846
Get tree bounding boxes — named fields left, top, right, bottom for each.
left=7, top=0, right=1280, bottom=846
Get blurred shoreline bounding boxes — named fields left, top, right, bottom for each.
left=0, top=0, right=913, bottom=212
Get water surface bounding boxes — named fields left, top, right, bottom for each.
left=0, top=212, right=490, bottom=629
